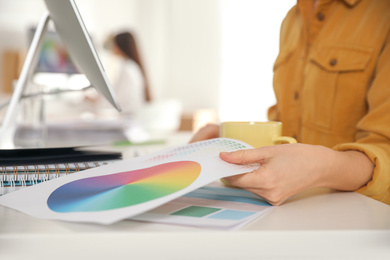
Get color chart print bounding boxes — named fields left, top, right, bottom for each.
left=133, top=185, right=272, bottom=229
left=171, top=206, right=257, bottom=221
left=146, top=138, right=249, bottom=164
left=47, top=161, right=201, bottom=213
left=183, top=186, right=271, bottom=207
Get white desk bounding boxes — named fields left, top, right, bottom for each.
left=1, top=132, right=390, bottom=259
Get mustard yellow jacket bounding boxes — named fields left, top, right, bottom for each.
left=269, top=0, right=390, bottom=204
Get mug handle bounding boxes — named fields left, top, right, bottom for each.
left=272, top=136, right=297, bottom=145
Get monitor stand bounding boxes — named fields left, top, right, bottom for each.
left=0, top=12, right=51, bottom=149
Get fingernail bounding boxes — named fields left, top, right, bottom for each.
left=220, top=151, right=231, bottom=156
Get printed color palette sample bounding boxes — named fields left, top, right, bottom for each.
left=47, top=161, right=201, bottom=213
left=171, top=206, right=221, bottom=217
left=208, top=209, right=256, bottom=220
left=170, top=205, right=256, bottom=220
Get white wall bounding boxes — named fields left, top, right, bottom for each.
left=165, top=0, right=222, bottom=112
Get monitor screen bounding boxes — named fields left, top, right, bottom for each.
left=29, top=28, right=79, bottom=74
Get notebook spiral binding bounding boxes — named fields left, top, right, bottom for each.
left=0, top=161, right=116, bottom=195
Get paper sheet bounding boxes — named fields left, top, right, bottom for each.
left=0, top=138, right=259, bottom=224
left=131, top=183, right=272, bottom=230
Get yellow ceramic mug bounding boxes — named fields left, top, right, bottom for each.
left=220, top=121, right=296, bottom=148
left=220, top=121, right=296, bottom=187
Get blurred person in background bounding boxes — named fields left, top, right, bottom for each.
left=103, top=31, right=152, bottom=118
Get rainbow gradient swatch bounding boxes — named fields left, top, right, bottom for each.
left=47, top=161, right=201, bottom=213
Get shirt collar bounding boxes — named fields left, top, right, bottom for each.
left=343, top=0, right=361, bottom=7
left=298, top=0, right=362, bottom=7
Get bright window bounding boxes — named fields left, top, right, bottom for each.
left=219, top=0, right=295, bottom=122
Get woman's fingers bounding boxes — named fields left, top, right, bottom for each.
left=220, top=146, right=274, bottom=164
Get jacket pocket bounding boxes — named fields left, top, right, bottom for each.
left=310, top=45, right=373, bottom=72
left=302, top=45, right=373, bottom=130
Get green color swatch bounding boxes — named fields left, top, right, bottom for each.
left=171, top=206, right=221, bottom=217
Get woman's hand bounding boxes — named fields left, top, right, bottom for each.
left=220, top=143, right=374, bottom=205
left=189, top=123, right=220, bottom=143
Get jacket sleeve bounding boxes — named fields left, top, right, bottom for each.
left=333, top=34, right=390, bottom=204
left=267, top=104, right=280, bottom=122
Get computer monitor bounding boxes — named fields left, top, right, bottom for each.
left=43, top=0, right=120, bottom=108
left=0, top=0, right=121, bottom=149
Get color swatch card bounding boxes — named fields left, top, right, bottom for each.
left=0, top=138, right=259, bottom=224
left=131, top=183, right=272, bottom=230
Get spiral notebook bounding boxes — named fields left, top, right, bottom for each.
left=0, top=147, right=122, bottom=195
